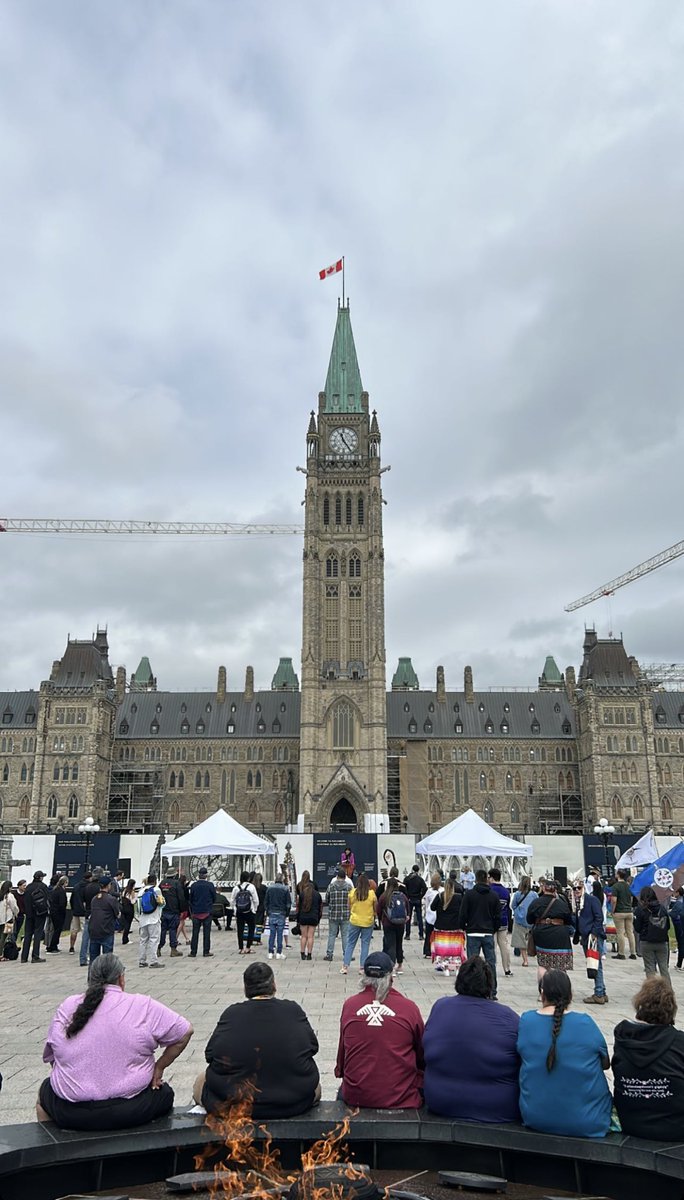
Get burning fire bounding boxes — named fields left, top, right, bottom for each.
left=194, top=1083, right=365, bottom=1200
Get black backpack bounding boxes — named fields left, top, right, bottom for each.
left=235, top=885, right=252, bottom=914
left=32, top=887, right=49, bottom=917
left=2, top=934, right=18, bottom=961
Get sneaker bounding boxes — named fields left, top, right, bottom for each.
left=505, top=971, right=513, bottom=977
left=584, top=994, right=608, bottom=1004
left=629, top=954, right=638, bottom=960
left=340, top=966, right=348, bottom=974
left=203, top=952, right=214, bottom=957
left=188, top=953, right=197, bottom=958
left=31, top=958, right=46, bottom=963
left=139, top=962, right=148, bottom=967
left=149, top=962, right=166, bottom=969
left=268, top=952, right=274, bottom=960
left=170, top=949, right=183, bottom=958
left=69, top=947, right=75, bottom=953
left=615, top=954, right=626, bottom=960
left=276, top=953, right=285, bottom=960
left=324, top=954, right=333, bottom=962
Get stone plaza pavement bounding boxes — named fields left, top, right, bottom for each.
left=0, top=922, right=674, bottom=1126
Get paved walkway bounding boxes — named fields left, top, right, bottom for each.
left=0, top=923, right=669, bottom=1125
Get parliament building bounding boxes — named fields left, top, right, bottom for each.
left=1, top=307, right=682, bottom=839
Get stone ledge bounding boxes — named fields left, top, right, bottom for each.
left=3, top=1105, right=684, bottom=1200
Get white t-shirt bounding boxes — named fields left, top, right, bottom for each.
left=424, top=886, right=443, bottom=925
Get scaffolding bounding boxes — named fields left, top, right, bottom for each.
left=108, top=761, right=167, bottom=832
left=529, top=788, right=583, bottom=835
left=386, top=754, right=402, bottom=833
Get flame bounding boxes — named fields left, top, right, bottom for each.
left=194, top=1083, right=364, bottom=1200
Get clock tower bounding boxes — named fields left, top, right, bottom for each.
left=299, top=302, right=388, bottom=832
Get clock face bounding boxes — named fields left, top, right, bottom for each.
left=329, top=426, right=359, bottom=455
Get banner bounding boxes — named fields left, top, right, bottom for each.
left=53, top=832, right=121, bottom=884
left=313, top=833, right=377, bottom=891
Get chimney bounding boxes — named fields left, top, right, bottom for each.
left=115, top=666, right=126, bottom=704
left=436, top=665, right=446, bottom=703
left=217, top=666, right=227, bottom=704
left=464, top=665, right=474, bottom=704
left=244, top=666, right=254, bottom=702
left=565, top=665, right=576, bottom=701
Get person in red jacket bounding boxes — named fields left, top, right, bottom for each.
left=335, top=951, right=424, bottom=1108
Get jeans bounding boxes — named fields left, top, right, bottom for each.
left=268, top=913, right=286, bottom=954
left=642, top=941, right=671, bottom=981
left=79, top=917, right=91, bottom=966
left=20, top=914, right=46, bottom=962
left=466, top=934, right=498, bottom=997
left=191, top=915, right=212, bottom=956
left=89, top=933, right=114, bottom=963
left=382, top=924, right=404, bottom=965
left=343, top=923, right=373, bottom=968
left=159, top=911, right=180, bottom=950
left=405, top=899, right=424, bottom=939
left=326, top=917, right=350, bottom=958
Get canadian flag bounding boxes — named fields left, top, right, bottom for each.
left=319, top=259, right=343, bottom=280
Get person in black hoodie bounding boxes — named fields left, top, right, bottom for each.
left=613, top=976, right=684, bottom=1140
left=21, top=871, right=50, bottom=963
left=458, top=870, right=501, bottom=998
left=634, top=886, right=671, bottom=981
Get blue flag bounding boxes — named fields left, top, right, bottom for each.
left=630, top=840, right=684, bottom=897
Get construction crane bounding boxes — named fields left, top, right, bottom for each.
left=0, top=518, right=303, bottom=537
left=565, top=536, right=684, bottom=612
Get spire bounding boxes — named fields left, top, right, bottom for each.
left=323, top=302, right=364, bottom=414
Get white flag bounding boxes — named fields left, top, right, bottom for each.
left=615, top=829, right=658, bottom=870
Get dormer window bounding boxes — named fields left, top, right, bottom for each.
left=280, top=703, right=286, bottom=713
left=156, top=703, right=162, bottom=714
left=424, top=719, right=433, bottom=734
left=181, top=703, right=187, bottom=714
left=227, top=720, right=235, bottom=734
left=562, top=718, right=571, bottom=735
left=25, top=707, right=36, bottom=724
left=404, top=702, right=410, bottom=713
left=428, top=702, right=435, bottom=713
left=205, top=702, right=212, bottom=713
left=500, top=720, right=509, bottom=734
left=150, top=719, right=159, bottom=735
left=655, top=706, right=667, bottom=724
left=408, top=718, right=417, bottom=734
left=196, top=719, right=205, bottom=735
left=531, top=719, right=540, bottom=734
left=554, top=703, right=561, bottom=713
left=131, top=703, right=137, bottom=714
left=119, top=719, right=129, bottom=735
left=485, top=719, right=494, bottom=734
left=257, top=718, right=266, bottom=733
left=454, top=720, right=463, bottom=734
left=181, top=718, right=190, bottom=734
left=231, top=703, right=237, bottom=713
left=529, top=703, right=535, bottom=714
left=478, top=702, right=485, bottom=713
left=503, top=702, right=510, bottom=713
left=272, top=718, right=281, bottom=734
left=453, top=702, right=459, bottom=714
left=255, top=702, right=262, bottom=713
left=2, top=707, right=13, bottom=725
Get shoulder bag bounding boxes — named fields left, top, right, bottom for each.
left=527, top=895, right=556, bottom=958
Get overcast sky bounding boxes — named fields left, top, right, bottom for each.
left=2, top=1, right=684, bottom=696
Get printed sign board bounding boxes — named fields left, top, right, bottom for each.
left=313, top=833, right=377, bottom=891
left=53, top=832, right=121, bottom=885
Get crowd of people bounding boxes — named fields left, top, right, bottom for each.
left=4, top=854, right=684, bottom=1143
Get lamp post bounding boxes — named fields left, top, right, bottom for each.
left=78, top=815, right=100, bottom=873
left=593, top=817, right=615, bottom=880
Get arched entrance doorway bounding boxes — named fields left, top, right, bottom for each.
left=330, top=796, right=358, bottom=833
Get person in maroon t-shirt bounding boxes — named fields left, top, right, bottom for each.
left=335, top=951, right=424, bottom=1108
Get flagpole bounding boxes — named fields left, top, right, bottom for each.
left=342, top=256, right=345, bottom=307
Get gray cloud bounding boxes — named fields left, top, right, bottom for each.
left=2, top=1, right=684, bottom=694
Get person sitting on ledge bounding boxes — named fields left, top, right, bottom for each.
left=335, top=951, right=424, bottom=1108
left=517, top=968, right=612, bottom=1138
left=613, top=976, right=684, bottom=1140
left=194, top=961, right=320, bottom=1117
left=423, top=955, right=520, bottom=1123
left=37, top=952, right=193, bottom=1130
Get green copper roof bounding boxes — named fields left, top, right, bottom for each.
left=323, top=303, right=363, bottom=413
left=134, top=656, right=154, bottom=683
left=271, top=657, right=299, bottom=691
left=541, top=655, right=562, bottom=683
left=391, top=657, right=420, bottom=690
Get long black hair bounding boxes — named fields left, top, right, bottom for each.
left=66, top=953, right=124, bottom=1038
left=540, top=969, right=572, bottom=1072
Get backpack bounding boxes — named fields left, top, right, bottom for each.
left=139, top=887, right=158, bottom=915
left=2, top=934, right=18, bottom=961
left=387, top=889, right=407, bottom=926
left=32, top=888, right=48, bottom=917
left=235, top=885, right=252, bottom=914
left=648, top=906, right=669, bottom=936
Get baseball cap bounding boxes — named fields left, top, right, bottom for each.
left=363, top=951, right=393, bottom=978
left=198, top=867, right=208, bottom=876
left=33, top=870, right=46, bottom=881
left=99, top=875, right=112, bottom=887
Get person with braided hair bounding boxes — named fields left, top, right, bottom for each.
left=37, top=952, right=192, bottom=1130
left=516, top=969, right=612, bottom=1138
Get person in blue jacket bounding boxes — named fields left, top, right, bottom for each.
left=577, top=879, right=607, bottom=1004
left=517, top=969, right=612, bottom=1138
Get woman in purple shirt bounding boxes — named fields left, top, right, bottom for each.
left=423, top=956, right=521, bottom=1123
left=37, top=953, right=193, bottom=1130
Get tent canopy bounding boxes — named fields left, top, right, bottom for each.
left=416, top=808, right=532, bottom=857
left=161, top=807, right=276, bottom=858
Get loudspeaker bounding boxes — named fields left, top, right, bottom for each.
left=553, top=865, right=568, bottom=887
left=117, top=857, right=132, bottom=877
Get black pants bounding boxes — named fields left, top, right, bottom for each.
left=674, top=919, right=684, bottom=968
left=405, top=899, right=424, bottom=939
left=190, top=914, right=212, bottom=956
left=382, top=924, right=404, bottom=965
left=237, top=911, right=256, bottom=950
left=39, top=1077, right=174, bottom=1130
left=121, top=911, right=134, bottom=944
left=47, top=916, right=65, bottom=951
left=21, top=914, right=46, bottom=962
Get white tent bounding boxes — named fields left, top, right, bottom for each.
left=416, top=808, right=532, bottom=857
left=161, top=807, right=276, bottom=858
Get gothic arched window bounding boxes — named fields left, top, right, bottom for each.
left=47, top=794, right=58, bottom=819
left=326, top=553, right=339, bottom=578
left=332, top=701, right=355, bottom=750
left=483, top=800, right=494, bottom=824
left=68, top=793, right=79, bottom=819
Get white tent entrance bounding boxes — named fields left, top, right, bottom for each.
left=160, top=807, right=276, bottom=883
left=416, top=808, right=532, bottom=886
